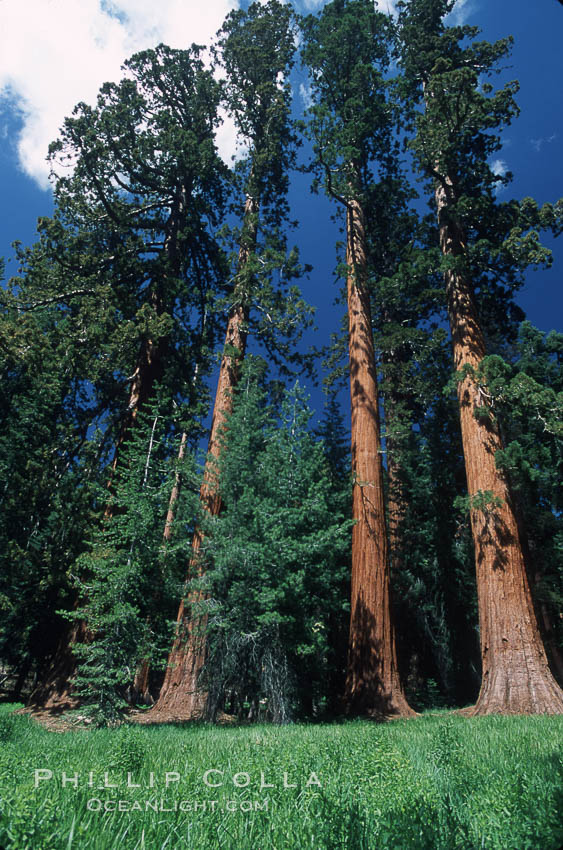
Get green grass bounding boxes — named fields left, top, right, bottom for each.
left=0, top=703, right=562, bottom=849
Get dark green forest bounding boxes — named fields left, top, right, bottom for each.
left=1, top=0, right=562, bottom=726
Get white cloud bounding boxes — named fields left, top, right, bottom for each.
left=531, top=134, right=557, bottom=153
left=299, top=83, right=313, bottom=110
left=0, top=0, right=240, bottom=189
left=374, top=0, right=398, bottom=14
left=445, top=0, right=475, bottom=26
left=490, top=158, right=509, bottom=196
left=491, top=159, right=508, bottom=177
left=297, top=0, right=326, bottom=9
left=294, top=0, right=398, bottom=15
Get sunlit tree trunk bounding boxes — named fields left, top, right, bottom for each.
left=435, top=176, right=563, bottom=714
left=343, top=198, right=414, bottom=718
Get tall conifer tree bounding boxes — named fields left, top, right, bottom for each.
left=27, top=44, right=228, bottom=708
left=301, top=0, right=414, bottom=717
left=152, top=0, right=310, bottom=720
left=398, top=0, right=563, bottom=713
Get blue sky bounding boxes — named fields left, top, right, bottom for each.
left=1, top=0, right=561, bottom=389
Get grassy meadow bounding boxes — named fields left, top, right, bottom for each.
left=0, top=703, right=562, bottom=849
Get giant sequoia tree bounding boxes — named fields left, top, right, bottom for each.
left=1, top=0, right=561, bottom=725
left=366, top=191, right=480, bottom=707
left=301, top=0, right=414, bottom=717
left=399, top=0, right=563, bottom=714
left=152, top=0, right=309, bottom=720
left=27, top=44, right=229, bottom=708
left=46, top=44, right=228, bottom=476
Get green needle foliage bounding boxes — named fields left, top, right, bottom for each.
left=397, top=0, right=563, bottom=347
left=478, top=324, right=563, bottom=680
left=300, top=0, right=396, bottom=208
left=45, top=42, right=230, bottom=439
left=71, top=402, right=201, bottom=724
left=0, top=260, right=101, bottom=692
left=0, top=0, right=561, bottom=724
left=214, top=0, right=314, bottom=371
left=196, top=359, right=352, bottom=722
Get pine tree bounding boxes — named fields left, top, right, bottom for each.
left=398, top=0, right=563, bottom=713
left=0, top=256, right=100, bottom=701
left=69, top=403, right=199, bottom=724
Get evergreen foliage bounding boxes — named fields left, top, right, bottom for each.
left=0, top=262, right=98, bottom=691
left=480, top=324, right=563, bottom=681
left=70, top=403, right=200, bottom=723
left=196, top=360, right=352, bottom=721
left=214, top=0, right=313, bottom=371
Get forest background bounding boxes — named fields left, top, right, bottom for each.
left=0, top=0, right=562, bottom=726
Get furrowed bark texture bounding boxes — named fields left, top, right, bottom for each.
left=436, top=177, right=563, bottom=715
left=151, top=197, right=257, bottom=720
left=343, top=199, right=414, bottom=718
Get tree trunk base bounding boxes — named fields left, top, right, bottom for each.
left=465, top=667, right=563, bottom=716
left=127, top=658, right=154, bottom=706
left=148, top=641, right=207, bottom=723
left=343, top=686, right=417, bottom=720
left=146, top=688, right=206, bottom=724
left=27, top=621, right=86, bottom=711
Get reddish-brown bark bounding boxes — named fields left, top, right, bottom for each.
left=150, top=198, right=257, bottom=721
left=435, top=177, right=563, bottom=715
left=343, top=198, right=414, bottom=718
left=385, top=411, right=405, bottom=577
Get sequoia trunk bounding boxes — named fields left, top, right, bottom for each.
left=343, top=199, right=414, bottom=718
left=435, top=176, right=563, bottom=714
left=28, top=617, right=87, bottom=710
left=151, top=197, right=257, bottom=720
